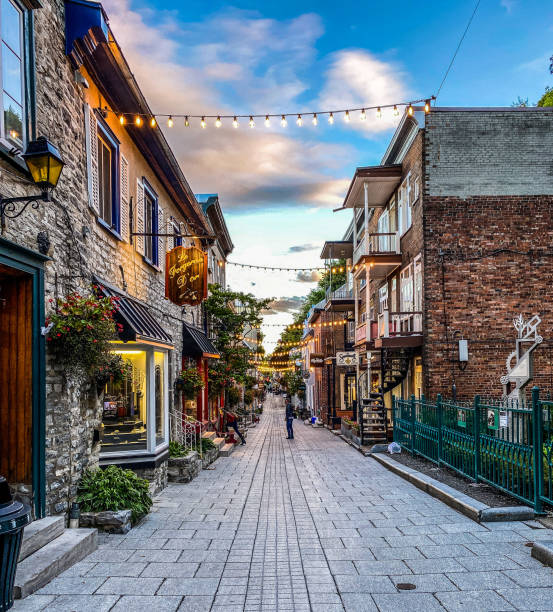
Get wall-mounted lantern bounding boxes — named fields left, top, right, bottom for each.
left=1, top=136, right=65, bottom=230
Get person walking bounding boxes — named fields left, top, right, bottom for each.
left=285, top=397, right=295, bottom=440
left=226, top=410, right=246, bottom=445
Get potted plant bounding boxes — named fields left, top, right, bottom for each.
left=175, top=367, right=205, bottom=399
left=95, top=352, right=132, bottom=393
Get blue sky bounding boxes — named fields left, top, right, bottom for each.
left=103, top=0, right=552, bottom=348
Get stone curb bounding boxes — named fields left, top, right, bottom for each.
left=371, top=452, right=534, bottom=523
left=531, top=541, right=553, bottom=566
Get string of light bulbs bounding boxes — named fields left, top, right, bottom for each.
left=101, top=97, right=434, bottom=131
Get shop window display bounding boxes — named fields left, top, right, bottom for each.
left=101, top=350, right=147, bottom=452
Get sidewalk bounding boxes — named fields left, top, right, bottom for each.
left=14, top=394, right=553, bottom=611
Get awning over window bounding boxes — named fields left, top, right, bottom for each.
left=95, top=278, right=173, bottom=347
left=182, top=323, right=220, bottom=359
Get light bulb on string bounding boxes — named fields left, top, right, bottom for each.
left=167, top=116, right=174, bottom=128
left=424, top=99, right=431, bottom=114
left=344, top=110, right=350, bottom=123
left=360, top=108, right=366, bottom=121
left=328, top=112, right=334, bottom=124
left=119, top=114, right=126, bottom=126
left=376, top=107, right=382, bottom=119
left=312, top=113, right=318, bottom=126
left=185, top=116, right=190, bottom=127
left=150, top=116, right=157, bottom=128
left=393, top=105, right=399, bottom=117
left=296, top=114, right=303, bottom=126
left=249, top=116, right=255, bottom=128
left=232, top=116, right=239, bottom=128
left=201, top=116, right=206, bottom=128
left=215, top=116, right=222, bottom=128
left=407, top=104, right=414, bottom=117
left=265, top=115, right=270, bottom=127
left=135, top=115, right=142, bottom=127
left=281, top=115, right=287, bottom=127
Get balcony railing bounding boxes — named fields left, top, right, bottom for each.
left=353, top=231, right=400, bottom=265
left=377, top=311, right=423, bottom=338
left=325, top=285, right=354, bottom=301
left=356, top=320, right=378, bottom=344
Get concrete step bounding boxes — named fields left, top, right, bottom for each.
left=202, top=431, right=217, bottom=440
left=14, top=528, right=97, bottom=599
left=19, top=516, right=65, bottom=562
left=219, top=443, right=235, bottom=457
left=213, top=437, right=226, bottom=450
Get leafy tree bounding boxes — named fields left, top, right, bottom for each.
left=538, top=87, right=553, bottom=107
left=205, top=284, right=270, bottom=387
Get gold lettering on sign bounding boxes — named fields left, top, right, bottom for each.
left=165, top=246, right=208, bottom=306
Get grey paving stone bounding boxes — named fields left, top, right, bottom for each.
left=405, top=557, right=467, bottom=574
left=334, top=574, right=396, bottom=593
left=503, top=567, right=553, bottom=587
left=36, top=577, right=107, bottom=595
left=498, top=587, right=553, bottom=610
left=435, top=589, right=516, bottom=611
left=370, top=546, right=424, bottom=560
left=110, top=595, right=182, bottom=611
left=11, top=595, right=57, bottom=611
left=447, top=570, right=519, bottom=590
left=159, top=578, right=220, bottom=596
left=96, top=577, right=163, bottom=595
left=354, top=559, right=410, bottom=575
left=127, top=549, right=181, bottom=563
left=341, top=593, right=379, bottom=611
left=372, top=592, right=447, bottom=612
left=416, top=544, right=474, bottom=558
left=177, top=596, right=214, bottom=611
left=86, top=562, right=147, bottom=577
left=140, top=562, right=198, bottom=577
left=29, top=595, right=118, bottom=611
left=392, top=573, right=457, bottom=592
left=456, top=555, right=522, bottom=571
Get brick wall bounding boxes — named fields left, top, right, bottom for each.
left=423, top=195, right=553, bottom=399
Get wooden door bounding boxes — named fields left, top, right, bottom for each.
left=0, top=263, right=32, bottom=485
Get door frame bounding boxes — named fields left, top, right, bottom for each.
left=0, top=237, right=48, bottom=518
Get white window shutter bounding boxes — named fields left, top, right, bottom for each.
left=120, top=155, right=130, bottom=241
left=158, top=205, right=165, bottom=270
left=166, top=217, right=174, bottom=251
left=135, top=179, right=145, bottom=255
left=84, top=104, right=99, bottom=215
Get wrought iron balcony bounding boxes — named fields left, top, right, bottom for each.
left=325, top=284, right=355, bottom=311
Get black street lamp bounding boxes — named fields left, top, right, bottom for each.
left=0, top=136, right=65, bottom=230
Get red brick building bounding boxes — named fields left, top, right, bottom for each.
left=335, top=107, right=553, bottom=443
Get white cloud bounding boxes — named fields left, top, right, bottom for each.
left=102, top=2, right=409, bottom=211
left=318, top=50, right=408, bottom=135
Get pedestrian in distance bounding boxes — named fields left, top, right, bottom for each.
left=285, top=397, right=295, bottom=439
left=226, top=410, right=246, bottom=445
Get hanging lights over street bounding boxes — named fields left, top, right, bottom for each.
left=107, top=97, right=434, bottom=133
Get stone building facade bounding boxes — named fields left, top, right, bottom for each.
left=0, top=0, right=228, bottom=517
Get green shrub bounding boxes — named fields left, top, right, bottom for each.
left=77, top=465, right=152, bottom=523
left=169, top=440, right=190, bottom=457
left=199, top=437, right=216, bottom=452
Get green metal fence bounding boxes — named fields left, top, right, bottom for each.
left=392, top=387, right=553, bottom=512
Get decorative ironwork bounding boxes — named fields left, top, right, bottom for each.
left=0, top=192, right=48, bottom=231
left=500, top=314, right=543, bottom=402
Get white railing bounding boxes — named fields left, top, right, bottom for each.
left=170, top=409, right=205, bottom=456
left=377, top=311, right=423, bottom=338
left=368, top=232, right=399, bottom=254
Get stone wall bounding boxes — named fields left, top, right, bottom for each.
left=0, top=0, right=205, bottom=515
left=134, top=462, right=168, bottom=497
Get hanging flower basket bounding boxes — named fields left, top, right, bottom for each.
left=46, top=287, right=121, bottom=378
left=176, top=368, right=205, bottom=399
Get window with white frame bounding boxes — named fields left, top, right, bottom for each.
left=378, top=284, right=388, bottom=313
left=143, top=182, right=158, bottom=265
left=397, top=177, right=412, bottom=236
left=414, top=255, right=422, bottom=311
left=390, top=276, right=397, bottom=313
left=1, top=0, right=27, bottom=147
left=377, top=209, right=389, bottom=251
left=400, top=263, right=414, bottom=312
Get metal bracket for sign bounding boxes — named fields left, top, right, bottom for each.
left=128, top=196, right=214, bottom=245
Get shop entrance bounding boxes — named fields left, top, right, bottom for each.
left=0, top=264, right=33, bottom=506
left=0, top=238, right=47, bottom=518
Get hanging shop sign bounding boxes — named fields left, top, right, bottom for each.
left=336, top=351, right=358, bottom=367
left=310, top=354, right=324, bottom=368
left=165, top=246, right=208, bottom=306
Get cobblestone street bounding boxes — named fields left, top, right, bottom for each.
left=15, top=394, right=553, bottom=612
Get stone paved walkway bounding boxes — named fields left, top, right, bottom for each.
left=15, top=394, right=553, bottom=611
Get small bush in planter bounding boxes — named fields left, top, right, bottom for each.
left=169, top=440, right=190, bottom=457
left=77, top=465, right=152, bottom=523
left=198, top=437, right=216, bottom=453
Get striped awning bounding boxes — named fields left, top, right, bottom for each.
left=94, top=277, right=173, bottom=347
left=182, top=323, right=220, bottom=359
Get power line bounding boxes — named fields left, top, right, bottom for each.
left=436, top=0, right=482, bottom=100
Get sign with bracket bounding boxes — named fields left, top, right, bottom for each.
left=336, top=351, right=358, bottom=367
